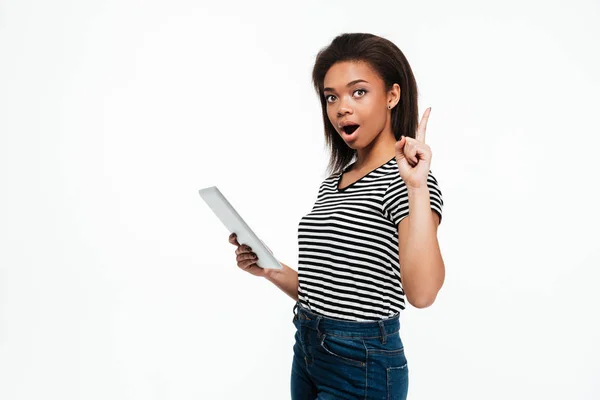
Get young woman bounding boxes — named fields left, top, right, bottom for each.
left=229, top=32, right=444, bottom=400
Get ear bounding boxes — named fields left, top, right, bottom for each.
left=387, top=83, right=401, bottom=107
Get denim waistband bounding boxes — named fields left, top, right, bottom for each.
left=292, top=301, right=400, bottom=341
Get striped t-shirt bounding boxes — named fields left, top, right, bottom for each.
left=297, top=156, right=443, bottom=321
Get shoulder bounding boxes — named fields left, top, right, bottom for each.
left=382, top=168, right=406, bottom=197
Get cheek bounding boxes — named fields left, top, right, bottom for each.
left=326, top=109, right=338, bottom=130
left=362, top=104, right=387, bottom=132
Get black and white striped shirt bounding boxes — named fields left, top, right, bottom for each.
left=297, top=156, right=443, bottom=321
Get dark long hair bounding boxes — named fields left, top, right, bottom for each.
left=311, top=33, right=419, bottom=176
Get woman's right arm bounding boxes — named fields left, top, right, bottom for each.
left=264, top=261, right=299, bottom=302
left=229, top=233, right=298, bottom=302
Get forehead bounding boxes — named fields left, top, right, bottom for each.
left=323, top=61, right=382, bottom=88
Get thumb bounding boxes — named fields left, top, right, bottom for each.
left=395, top=136, right=406, bottom=156
left=395, top=136, right=408, bottom=163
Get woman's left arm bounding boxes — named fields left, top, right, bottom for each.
left=398, top=189, right=444, bottom=308
left=394, top=107, right=445, bottom=308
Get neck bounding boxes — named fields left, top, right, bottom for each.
left=354, top=129, right=397, bottom=170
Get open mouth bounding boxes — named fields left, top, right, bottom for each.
left=342, top=124, right=360, bottom=135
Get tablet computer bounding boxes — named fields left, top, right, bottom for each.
left=199, top=186, right=282, bottom=270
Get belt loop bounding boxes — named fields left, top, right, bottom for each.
left=292, top=302, right=299, bottom=321
left=378, top=320, right=387, bottom=344
left=316, top=316, right=323, bottom=337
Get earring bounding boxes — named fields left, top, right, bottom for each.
left=388, top=104, right=392, bottom=109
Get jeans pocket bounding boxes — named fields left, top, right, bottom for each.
left=365, top=333, right=405, bottom=357
left=319, top=334, right=366, bottom=367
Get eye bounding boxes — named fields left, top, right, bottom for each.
left=354, top=88, right=367, bottom=97
left=325, top=89, right=367, bottom=104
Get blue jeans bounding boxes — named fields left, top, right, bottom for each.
left=291, top=302, right=409, bottom=400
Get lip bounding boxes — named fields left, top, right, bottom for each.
left=338, top=120, right=360, bottom=129
left=342, top=125, right=360, bottom=141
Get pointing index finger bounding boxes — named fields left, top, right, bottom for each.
left=417, top=107, right=431, bottom=143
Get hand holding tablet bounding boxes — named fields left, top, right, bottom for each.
left=228, top=233, right=273, bottom=277
left=199, top=186, right=283, bottom=271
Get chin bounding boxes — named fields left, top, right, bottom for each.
left=342, top=135, right=369, bottom=149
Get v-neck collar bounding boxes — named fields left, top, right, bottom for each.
left=336, top=156, right=395, bottom=192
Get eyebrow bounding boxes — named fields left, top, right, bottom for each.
left=323, top=79, right=369, bottom=93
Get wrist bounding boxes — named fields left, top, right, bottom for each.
left=407, top=185, right=429, bottom=195
left=263, top=267, right=281, bottom=281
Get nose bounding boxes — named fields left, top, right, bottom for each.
left=336, top=95, right=354, bottom=117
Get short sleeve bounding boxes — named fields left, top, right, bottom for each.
left=382, top=170, right=444, bottom=226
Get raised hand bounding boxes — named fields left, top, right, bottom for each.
left=394, top=107, right=433, bottom=189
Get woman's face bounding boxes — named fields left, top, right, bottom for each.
left=323, top=61, right=399, bottom=150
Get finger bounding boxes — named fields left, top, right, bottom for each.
left=229, top=233, right=240, bottom=246
left=395, top=148, right=411, bottom=170
left=396, top=138, right=416, bottom=167
left=416, top=107, right=431, bottom=143
left=235, top=245, right=252, bottom=256
left=237, top=251, right=256, bottom=261
left=395, top=136, right=406, bottom=159
left=408, top=150, right=418, bottom=165
left=404, top=156, right=416, bottom=168
left=404, top=139, right=419, bottom=165
left=239, top=258, right=259, bottom=270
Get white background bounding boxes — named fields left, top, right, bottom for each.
left=1, top=0, right=599, bottom=399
